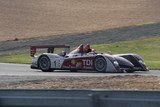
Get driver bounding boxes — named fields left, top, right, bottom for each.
left=59, top=51, right=66, bottom=57
left=83, top=44, right=91, bottom=53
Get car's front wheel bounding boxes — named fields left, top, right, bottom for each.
left=38, top=55, right=53, bottom=72
left=93, top=56, right=107, bottom=73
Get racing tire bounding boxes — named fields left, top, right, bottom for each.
left=93, top=56, right=107, bottom=73
left=38, top=55, right=53, bottom=72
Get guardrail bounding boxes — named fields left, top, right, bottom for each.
left=0, top=89, right=160, bottom=107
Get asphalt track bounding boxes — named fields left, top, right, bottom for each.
left=0, top=63, right=160, bottom=77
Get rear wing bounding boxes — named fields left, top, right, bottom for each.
left=30, top=45, right=70, bottom=57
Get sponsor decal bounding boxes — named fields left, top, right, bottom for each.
left=71, top=59, right=76, bottom=65
left=76, top=62, right=83, bottom=68
left=82, top=59, right=93, bottom=66
left=83, top=66, right=92, bottom=69
left=62, top=57, right=94, bottom=70
left=62, top=65, right=70, bottom=69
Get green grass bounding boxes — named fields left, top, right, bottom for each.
left=0, top=37, right=160, bottom=69
left=0, top=53, right=32, bottom=64
left=92, top=37, right=160, bottom=70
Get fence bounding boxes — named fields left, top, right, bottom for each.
left=0, top=89, right=160, bottom=107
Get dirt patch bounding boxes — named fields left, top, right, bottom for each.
left=2, top=75, right=160, bottom=90
left=1, top=23, right=160, bottom=56
left=0, top=0, right=160, bottom=41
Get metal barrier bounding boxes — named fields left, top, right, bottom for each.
left=0, top=89, right=160, bottom=107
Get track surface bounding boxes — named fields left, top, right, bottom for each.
left=0, top=63, right=159, bottom=77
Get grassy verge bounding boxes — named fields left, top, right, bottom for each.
left=92, top=37, right=160, bottom=70
left=0, top=53, right=31, bottom=64
left=0, top=37, right=160, bottom=69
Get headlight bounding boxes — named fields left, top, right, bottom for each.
left=139, top=60, right=145, bottom=64
left=113, top=61, right=119, bottom=66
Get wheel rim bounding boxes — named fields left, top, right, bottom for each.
left=39, top=56, right=50, bottom=70
left=94, top=57, right=106, bottom=72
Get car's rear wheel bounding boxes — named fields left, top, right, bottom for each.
left=38, top=55, right=53, bottom=72
left=94, top=56, right=107, bottom=73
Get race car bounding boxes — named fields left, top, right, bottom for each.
left=30, top=44, right=148, bottom=73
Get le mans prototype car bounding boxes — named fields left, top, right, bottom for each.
left=30, top=44, right=148, bottom=73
